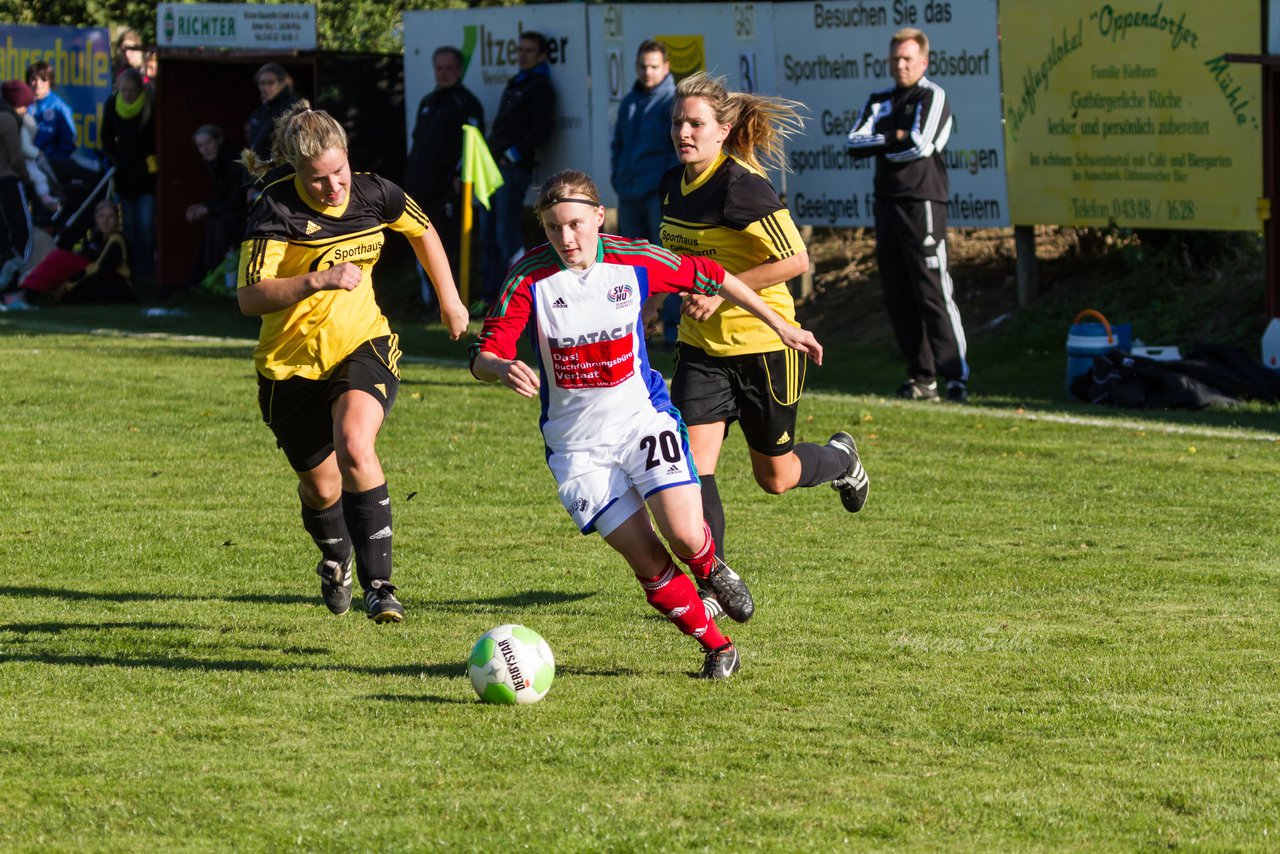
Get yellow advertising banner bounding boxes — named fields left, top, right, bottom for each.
left=1002, top=1, right=1262, bottom=230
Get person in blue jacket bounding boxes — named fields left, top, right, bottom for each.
left=611, top=40, right=681, bottom=348
left=610, top=40, right=678, bottom=244
left=25, top=62, right=77, bottom=163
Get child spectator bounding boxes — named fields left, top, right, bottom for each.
left=12, top=200, right=132, bottom=307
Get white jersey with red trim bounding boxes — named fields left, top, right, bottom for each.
left=471, top=234, right=726, bottom=452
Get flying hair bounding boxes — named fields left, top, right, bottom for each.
left=674, top=72, right=805, bottom=175
left=239, top=100, right=347, bottom=178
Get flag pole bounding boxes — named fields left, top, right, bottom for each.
left=460, top=179, right=473, bottom=307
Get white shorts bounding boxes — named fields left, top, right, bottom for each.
left=547, top=407, right=698, bottom=536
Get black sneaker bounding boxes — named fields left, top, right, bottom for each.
left=702, top=558, right=754, bottom=623
left=364, top=579, right=405, bottom=623
left=896, top=378, right=940, bottom=401
left=316, top=555, right=353, bottom=616
left=827, top=432, right=870, bottom=513
left=945, top=380, right=969, bottom=404
left=698, top=642, right=740, bottom=680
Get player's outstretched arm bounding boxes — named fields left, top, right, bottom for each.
left=238, top=261, right=361, bottom=316
left=472, top=351, right=541, bottom=398
left=409, top=228, right=469, bottom=340
left=717, top=271, right=823, bottom=366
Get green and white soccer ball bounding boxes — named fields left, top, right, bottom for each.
left=468, top=624, right=555, bottom=704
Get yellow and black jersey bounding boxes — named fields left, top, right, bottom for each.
left=658, top=154, right=805, bottom=356
left=239, top=171, right=431, bottom=380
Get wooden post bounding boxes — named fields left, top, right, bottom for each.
left=1014, top=225, right=1038, bottom=306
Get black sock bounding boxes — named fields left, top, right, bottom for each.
left=700, top=474, right=726, bottom=560
left=343, top=484, right=392, bottom=589
left=794, top=442, right=849, bottom=487
left=300, top=498, right=351, bottom=564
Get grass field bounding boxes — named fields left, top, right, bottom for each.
left=2, top=312, right=1278, bottom=851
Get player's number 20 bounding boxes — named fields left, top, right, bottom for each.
left=640, top=430, right=682, bottom=470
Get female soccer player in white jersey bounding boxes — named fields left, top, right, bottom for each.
left=660, top=72, right=870, bottom=601
left=238, top=102, right=469, bottom=622
left=470, top=170, right=822, bottom=679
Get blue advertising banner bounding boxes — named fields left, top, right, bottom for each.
left=0, top=23, right=113, bottom=152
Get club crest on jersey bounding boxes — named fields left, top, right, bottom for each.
left=607, top=284, right=633, bottom=304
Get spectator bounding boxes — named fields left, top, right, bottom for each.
left=610, top=39, right=680, bottom=346
left=178, top=124, right=245, bottom=293
left=113, top=29, right=145, bottom=79
left=100, top=68, right=156, bottom=284
left=246, top=63, right=298, bottom=162
left=479, top=30, right=557, bottom=310
left=143, top=50, right=158, bottom=86
left=25, top=62, right=77, bottom=163
left=404, top=45, right=484, bottom=306
left=0, top=80, right=34, bottom=298
left=611, top=40, right=678, bottom=243
left=847, top=27, right=970, bottom=403
left=14, top=200, right=132, bottom=307
left=19, top=108, right=60, bottom=213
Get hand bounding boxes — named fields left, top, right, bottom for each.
left=682, top=293, right=723, bottom=323
left=641, top=295, right=663, bottom=338
left=776, top=325, right=824, bottom=367
left=498, top=359, right=540, bottom=397
left=184, top=203, right=207, bottom=222
left=314, top=262, right=362, bottom=292
left=439, top=298, right=470, bottom=340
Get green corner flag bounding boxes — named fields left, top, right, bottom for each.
left=461, top=124, right=503, bottom=210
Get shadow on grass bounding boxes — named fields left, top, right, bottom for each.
left=0, top=649, right=464, bottom=678
left=0, top=584, right=315, bottom=606
left=366, top=693, right=472, bottom=705
left=0, top=620, right=191, bottom=635
left=425, top=590, right=597, bottom=611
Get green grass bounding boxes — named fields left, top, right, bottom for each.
left=1, top=315, right=1279, bottom=851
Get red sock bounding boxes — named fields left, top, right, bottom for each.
left=636, top=561, right=728, bottom=651
left=672, top=522, right=717, bottom=580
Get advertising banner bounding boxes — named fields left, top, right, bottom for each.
left=1001, top=0, right=1262, bottom=230
left=772, top=0, right=1007, bottom=227
left=0, top=23, right=112, bottom=153
left=403, top=5, right=591, bottom=204
left=587, top=3, right=777, bottom=206
left=156, top=4, right=316, bottom=51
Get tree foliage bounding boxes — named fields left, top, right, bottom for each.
left=0, top=0, right=478, bottom=54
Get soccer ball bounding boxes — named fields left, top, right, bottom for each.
left=467, top=624, right=555, bottom=704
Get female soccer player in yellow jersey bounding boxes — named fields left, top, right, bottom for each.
left=659, top=73, right=869, bottom=612
left=238, top=102, right=469, bottom=622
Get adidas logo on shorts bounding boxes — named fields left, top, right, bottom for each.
left=666, top=464, right=681, bottom=475
left=552, top=297, right=568, bottom=308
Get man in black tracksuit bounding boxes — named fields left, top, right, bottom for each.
left=479, top=30, right=557, bottom=308
left=404, top=46, right=485, bottom=295
left=848, top=27, right=970, bottom=403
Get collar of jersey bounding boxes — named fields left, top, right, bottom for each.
left=680, top=153, right=728, bottom=196
left=294, top=174, right=349, bottom=218
left=551, top=239, right=604, bottom=273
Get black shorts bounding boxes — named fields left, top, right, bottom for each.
left=257, top=336, right=401, bottom=472
left=670, top=343, right=806, bottom=457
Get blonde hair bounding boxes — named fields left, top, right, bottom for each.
left=674, top=72, right=805, bottom=175
left=891, top=28, right=929, bottom=54
left=239, top=100, right=347, bottom=178
left=534, top=170, right=603, bottom=221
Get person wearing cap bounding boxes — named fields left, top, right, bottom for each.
left=0, top=80, right=34, bottom=296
